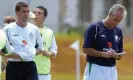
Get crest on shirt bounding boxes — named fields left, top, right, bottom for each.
left=114, top=35, right=118, bottom=42
left=29, top=32, right=33, bottom=37
left=22, top=40, right=27, bottom=46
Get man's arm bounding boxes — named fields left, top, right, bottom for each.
left=114, top=29, right=124, bottom=60
left=42, top=35, right=58, bottom=57
left=83, top=24, right=105, bottom=57
left=0, top=39, right=22, bottom=60
left=36, top=49, right=43, bottom=55
left=83, top=48, right=117, bottom=58
left=0, top=51, right=22, bottom=60
left=83, top=48, right=104, bottom=57
left=0, top=34, right=22, bottom=60
left=36, top=27, right=44, bottom=52
left=42, top=51, right=55, bottom=57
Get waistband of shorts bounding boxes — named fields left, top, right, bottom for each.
left=38, top=73, right=50, bottom=75
left=8, top=61, right=34, bottom=63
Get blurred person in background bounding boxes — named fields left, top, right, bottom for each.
left=0, top=15, right=16, bottom=80
left=83, top=4, right=127, bottom=80
left=33, top=6, right=58, bottom=80
left=3, top=16, right=16, bottom=27
left=0, top=2, right=44, bottom=80
left=2, top=16, right=16, bottom=70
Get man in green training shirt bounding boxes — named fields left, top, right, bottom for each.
left=33, top=6, right=58, bottom=80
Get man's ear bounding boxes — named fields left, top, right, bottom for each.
left=44, top=16, right=47, bottom=19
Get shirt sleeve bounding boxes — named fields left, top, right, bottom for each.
left=83, top=24, right=97, bottom=48
left=5, top=39, right=14, bottom=54
left=2, top=26, right=14, bottom=54
left=118, top=29, right=123, bottom=53
left=1, top=39, right=14, bottom=54
left=36, top=28, right=44, bottom=51
left=49, top=35, right=58, bottom=57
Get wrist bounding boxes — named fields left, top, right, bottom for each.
left=101, top=52, right=107, bottom=58
left=43, top=50, right=49, bottom=57
left=2, top=54, right=9, bottom=58
left=46, top=52, right=50, bottom=56
left=0, top=52, right=6, bottom=57
left=115, top=55, right=122, bottom=60
left=3, top=54, right=9, bottom=57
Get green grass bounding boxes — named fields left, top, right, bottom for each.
left=0, top=73, right=132, bottom=80
left=52, top=73, right=83, bottom=80
left=119, top=75, right=133, bottom=80
left=51, top=36, right=133, bottom=80
left=51, top=73, right=133, bottom=80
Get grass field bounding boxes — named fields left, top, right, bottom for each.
left=50, top=35, right=133, bottom=80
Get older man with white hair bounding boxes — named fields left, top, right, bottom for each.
left=83, top=4, right=127, bottom=80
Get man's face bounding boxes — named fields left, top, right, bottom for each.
left=16, top=7, right=29, bottom=22
left=108, top=11, right=124, bottom=28
left=33, top=8, right=45, bottom=24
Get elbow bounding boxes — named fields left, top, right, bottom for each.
left=83, top=48, right=87, bottom=54
left=83, top=49, right=85, bottom=53
left=83, top=48, right=92, bottom=56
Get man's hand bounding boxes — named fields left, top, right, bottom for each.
left=0, top=51, right=23, bottom=59
left=0, top=51, right=5, bottom=56
left=102, top=50, right=118, bottom=58
left=36, top=49, right=43, bottom=55
left=42, top=50, right=55, bottom=57
left=109, top=49, right=118, bottom=58
left=114, top=55, right=122, bottom=60
left=102, top=49, right=125, bottom=60
left=42, top=50, right=49, bottom=56
left=114, top=52, right=126, bottom=60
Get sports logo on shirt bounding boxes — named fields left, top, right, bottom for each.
left=103, top=48, right=110, bottom=52
left=29, top=32, right=33, bottom=37
left=29, top=32, right=34, bottom=39
left=114, top=35, right=119, bottom=42
left=103, top=42, right=112, bottom=52
left=13, top=34, right=18, bottom=36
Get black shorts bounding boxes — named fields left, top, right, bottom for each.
left=6, top=61, right=38, bottom=80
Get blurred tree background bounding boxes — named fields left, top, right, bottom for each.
left=0, top=0, right=133, bottom=80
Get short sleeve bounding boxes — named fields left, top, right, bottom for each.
left=49, top=35, right=58, bottom=57
left=118, top=29, right=123, bottom=53
left=83, top=24, right=97, bottom=48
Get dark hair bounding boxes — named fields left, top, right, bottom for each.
left=15, top=2, right=28, bottom=12
left=36, top=6, right=48, bottom=17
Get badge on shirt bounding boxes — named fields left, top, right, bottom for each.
left=107, top=42, right=112, bottom=49
left=22, top=40, right=27, bottom=46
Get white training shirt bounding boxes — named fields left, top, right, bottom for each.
left=3, top=22, right=44, bottom=61
left=49, top=35, right=58, bottom=57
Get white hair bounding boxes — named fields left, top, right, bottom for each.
left=109, top=4, right=127, bottom=17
